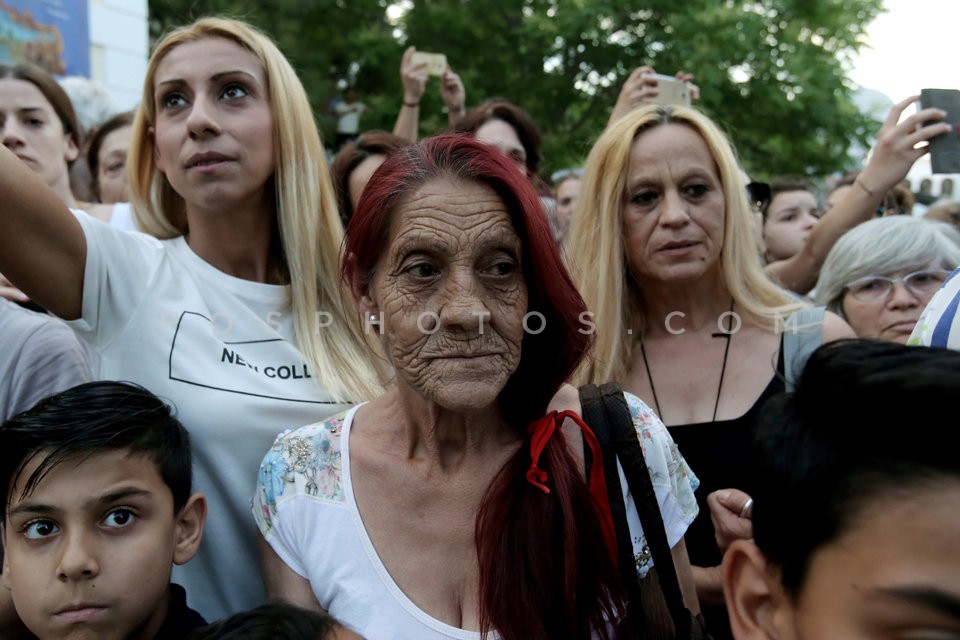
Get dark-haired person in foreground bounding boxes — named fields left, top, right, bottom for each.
left=722, top=339, right=960, bottom=638
left=187, top=601, right=361, bottom=640
left=1, top=381, right=207, bottom=639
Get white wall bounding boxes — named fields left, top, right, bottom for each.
left=88, top=0, right=148, bottom=111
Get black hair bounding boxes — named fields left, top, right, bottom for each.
left=751, top=339, right=960, bottom=594
left=0, top=381, right=193, bottom=515
left=185, top=601, right=342, bottom=639
left=761, top=177, right=817, bottom=219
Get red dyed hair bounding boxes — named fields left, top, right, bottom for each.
left=342, top=133, right=625, bottom=639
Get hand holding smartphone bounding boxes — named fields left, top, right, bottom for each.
left=920, top=88, right=960, bottom=174
left=410, top=51, right=447, bottom=77
left=643, top=73, right=691, bottom=107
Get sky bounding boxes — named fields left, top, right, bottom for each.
left=849, top=0, right=956, bottom=104
left=849, top=0, right=959, bottom=179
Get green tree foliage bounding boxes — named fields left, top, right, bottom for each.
left=149, top=0, right=884, bottom=180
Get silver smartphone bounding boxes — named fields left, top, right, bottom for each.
left=646, top=73, right=691, bottom=107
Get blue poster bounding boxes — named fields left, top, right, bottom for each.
left=0, top=0, right=89, bottom=77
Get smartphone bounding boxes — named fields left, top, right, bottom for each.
left=410, top=51, right=447, bottom=76
left=920, top=88, right=960, bottom=174
left=645, top=73, right=691, bottom=107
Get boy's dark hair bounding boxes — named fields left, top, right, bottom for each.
left=185, top=601, right=341, bottom=639
left=760, top=177, right=817, bottom=219
left=0, top=381, right=193, bottom=514
left=751, top=339, right=960, bottom=594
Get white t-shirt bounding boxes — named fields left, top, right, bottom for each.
left=67, top=212, right=353, bottom=621
left=0, top=298, right=92, bottom=423
left=253, top=394, right=699, bottom=639
left=107, top=202, right=138, bottom=231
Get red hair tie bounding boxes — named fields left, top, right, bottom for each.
left=526, top=409, right=619, bottom=563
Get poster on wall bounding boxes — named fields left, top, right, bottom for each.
left=0, top=0, right=89, bottom=77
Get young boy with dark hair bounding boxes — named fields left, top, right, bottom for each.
left=0, top=381, right=208, bottom=639
left=721, top=339, right=960, bottom=638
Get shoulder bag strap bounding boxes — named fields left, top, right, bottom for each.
left=596, top=382, right=693, bottom=638
left=579, top=384, right=642, bottom=606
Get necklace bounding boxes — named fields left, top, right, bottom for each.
left=639, top=299, right=734, bottom=424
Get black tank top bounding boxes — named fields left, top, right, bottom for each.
left=665, top=340, right=786, bottom=639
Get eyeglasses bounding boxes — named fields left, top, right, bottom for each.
left=551, top=167, right=583, bottom=185
left=844, top=269, right=951, bottom=303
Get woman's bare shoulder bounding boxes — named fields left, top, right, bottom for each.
left=821, top=310, right=857, bottom=342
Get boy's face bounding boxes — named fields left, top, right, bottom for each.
left=724, top=482, right=960, bottom=639
left=2, top=449, right=202, bottom=640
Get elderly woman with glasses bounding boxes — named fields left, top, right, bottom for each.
left=814, top=216, right=960, bottom=343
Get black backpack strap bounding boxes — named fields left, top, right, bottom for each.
left=588, top=383, right=693, bottom=638
left=579, top=383, right=645, bottom=631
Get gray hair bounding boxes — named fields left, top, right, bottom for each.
left=56, top=76, right=118, bottom=136
left=814, top=216, right=960, bottom=315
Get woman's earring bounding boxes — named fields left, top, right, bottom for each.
left=368, top=313, right=382, bottom=334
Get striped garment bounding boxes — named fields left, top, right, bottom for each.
left=910, top=267, right=960, bottom=350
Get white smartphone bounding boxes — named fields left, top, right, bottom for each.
left=645, top=73, right=691, bottom=107
left=411, top=51, right=447, bottom=76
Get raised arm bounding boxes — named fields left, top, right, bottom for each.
left=0, top=144, right=85, bottom=319
left=765, top=96, right=951, bottom=294
left=440, top=66, right=466, bottom=127
left=607, top=66, right=700, bottom=129
left=392, top=46, right=428, bottom=143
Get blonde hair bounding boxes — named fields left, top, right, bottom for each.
left=128, top=17, right=382, bottom=402
left=566, top=105, right=805, bottom=385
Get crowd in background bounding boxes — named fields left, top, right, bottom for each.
left=1, top=13, right=959, bottom=640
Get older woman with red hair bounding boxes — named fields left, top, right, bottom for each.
left=253, top=134, right=700, bottom=639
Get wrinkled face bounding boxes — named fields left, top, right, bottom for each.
left=622, top=123, right=726, bottom=287
left=1, top=451, right=180, bottom=640
left=763, top=190, right=820, bottom=261
left=781, top=482, right=960, bottom=639
left=841, top=264, right=941, bottom=344
left=366, top=177, right=528, bottom=411
left=348, top=153, right=386, bottom=210
left=96, top=124, right=133, bottom=204
left=475, top=119, right=528, bottom=177
left=151, top=37, right=275, bottom=215
left=554, top=176, right=581, bottom=237
left=0, top=78, right=77, bottom=193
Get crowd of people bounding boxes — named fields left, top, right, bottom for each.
left=1, top=14, right=959, bottom=640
